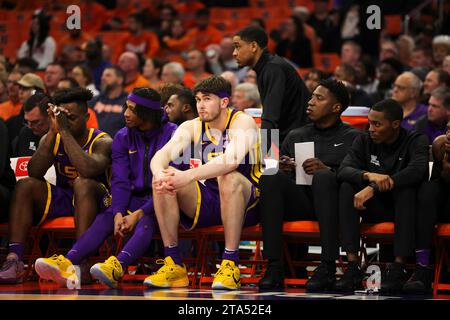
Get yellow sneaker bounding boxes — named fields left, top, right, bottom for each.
left=90, top=256, right=123, bottom=289
left=35, top=255, right=78, bottom=287
left=143, top=256, right=189, bottom=288
left=212, top=259, right=241, bottom=290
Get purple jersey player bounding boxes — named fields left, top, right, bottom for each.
left=34, top=87, right=177, bottom=289
left=0, top=88, right=112, bottom=284
left=144, top=75, right=262, bottom=290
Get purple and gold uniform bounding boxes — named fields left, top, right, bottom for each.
left=180, top=108, right=262, bottom=230
left=38, top=128, right=111, bottom=225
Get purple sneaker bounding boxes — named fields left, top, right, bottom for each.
left=0, top=259, right=25, bottom=284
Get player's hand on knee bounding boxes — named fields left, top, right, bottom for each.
left=353, top=186, right=374, bottom=210
left=114, top=213, right=125, bottom=237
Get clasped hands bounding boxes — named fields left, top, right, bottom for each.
left=152, top=168, right=192, bottom=195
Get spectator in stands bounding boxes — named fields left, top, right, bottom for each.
left=220, top=71, right=238, bottom=92
left=292, top=6, right=320, bottom=54
left=206, top=37, right=244, bottom=79
left=304, top=69, right=325, bottom=94
left=0, top=119, right=15, bottom=224
left=409, top=116, right=450, bottom=294
left=333, top=63, right=373, bottom=107
left=392, top=72, right=427, bottom=131
left=17, top=11, right=55, bottom=70
left=122, top=12, right=160, bottom=58
left=354, top=55, right=378, bottom=95
left=183, top=49, right=212, bottom=88
left=243, top=69, right=257, bottom=85
left=164, top=88, right=197, bottom=125
left=44, top=63, right=66, bottom=96
left=189, top=8, right=222, bottom=51
left=161, top=62, right=185, bottom=86
left=34, top=87, right=177, bottom=289
left=379, top=39, right=399, bottom=62
left=340, top=40, right=361, bottom=68
left=414, top=87, right=450, bottom=144
left=0, top=88, right=113, bottom=284
left=432, top=35, right=450, bottom=67
left=275, top=16, right=313, bottom=68
left=0, top=72, right=8, bottom=103
left=58, top=29, right=91, bottom=68
left=90, top=66, right=127, bottom=137
left=410, top=46, right=434, bottom=69
left=161, top=18, right=193, bottom=56
left=17, top=73, right=45, bottom=104
left=337, top=99, right=429, bottom=294
left=443, top=55, right=450, bottom=74
left=307, top=0, right=340, bottom=53
left=14, top=58, right=38, bottom=75
left=12, top=93, right=51, bottom=157
left=70, top=64, right=99, bottom=97
left=118, top=52, right=150, bottom=94
left=0, top=71, right=23, bottom=121
left=233, top=26, right=311, bottom=145
left=143, top=57, right=166, bottom=90
left=397, top=35, right=415, bottom=68
left=232, top=83, right=261, bottom=111
left=370, top=58, right=403, bottom=103
left=83, top=39, right=112, bottom=91
left=258, top=80, right=361, bottom=290
left=423, top=68, right=450, bottom=96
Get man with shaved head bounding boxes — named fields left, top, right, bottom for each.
left=118, top=51, right=150, bottom=93
left=392, top=72, right=427, bottom=131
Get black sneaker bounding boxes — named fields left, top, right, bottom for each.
left=258, top=263, right=285, bottom=290
left=380, top=262, right=408, bottom=294
left=305, top=262, right=336, bottom=292
left=402, top=265, right=434, bottom=295
left=333, top=262, right=364, bottom=293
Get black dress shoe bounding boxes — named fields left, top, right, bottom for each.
left=305, top=262, right=336, bottom=292
left=402, top=264, right=433, bottom=295
left=258, top=264, right=285, bottom=290
left=334, top=262, right=364, bottom=293
left=380, top=262, right=408, bottom=294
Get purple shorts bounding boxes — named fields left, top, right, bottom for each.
left=36, top=181, right=111, bottom=226
left=179, top=180, right=260, bottom=231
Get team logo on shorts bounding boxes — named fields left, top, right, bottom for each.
left=189, top=158, right=202, bottom=169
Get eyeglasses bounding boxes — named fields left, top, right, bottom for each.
left=23, top=119, right=45, bottom=128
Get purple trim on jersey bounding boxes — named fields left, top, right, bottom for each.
left=127, top=93, right=162, bottom=110
left=111, top=122, right=177, bottom=216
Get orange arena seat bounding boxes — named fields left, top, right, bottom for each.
left=433, top=224, right=450, bottom=295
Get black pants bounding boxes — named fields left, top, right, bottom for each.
left=259, top=168, right=340, bottom=263
left=0, top=184, right=11, bottom=224
left=416, top=179, right=450, bottom=249
left=339, top=181, right=416, bottom=258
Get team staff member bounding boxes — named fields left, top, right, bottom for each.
left=258, top=80, right=361, bottom=290
left=233, top=26, right=310, bottom=146
left=337, top=99, right=429, bottom=294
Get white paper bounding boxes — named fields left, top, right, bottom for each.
left=294, top=142, right=315, bottom=185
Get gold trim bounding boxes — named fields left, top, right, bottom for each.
left=82, top=128, right=95, bottom=150
left=89, top=131, right=107, bottom=154
left=38, top=181, right=52, bottom=225
left=204, top=108, right=232, bottom=145
left=185, top=181, right=202, bottom=231
left=52, top=134, right=61, bottom=156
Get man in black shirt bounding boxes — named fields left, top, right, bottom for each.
left=12, top=93, right=51, bottom=157
left=258, top=79, right=361, bottom=290
left=0, top=119, right=15, bottom=223
left=337, top=99, right=429, bottom=294
left=233, top=26, right=310, bottom=146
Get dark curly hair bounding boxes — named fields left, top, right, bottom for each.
left=131, top=87, right=163, bottom=127
left=53, top=87, right=93, bottom=113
